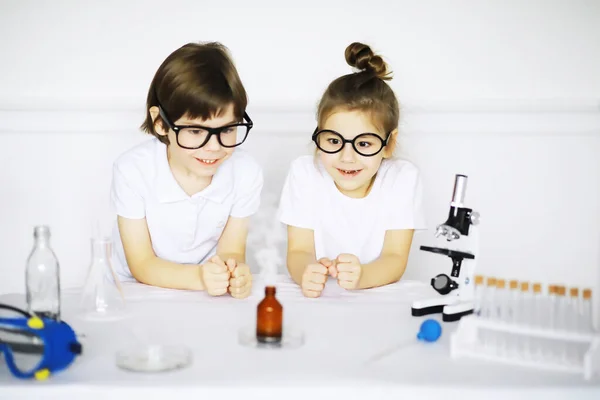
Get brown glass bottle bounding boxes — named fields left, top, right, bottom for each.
left=256, top=286, right=283, bottom=344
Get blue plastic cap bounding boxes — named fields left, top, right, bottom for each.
left=416, top=319, right=442, bottom=342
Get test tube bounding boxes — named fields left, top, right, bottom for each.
left=541, top=284, right=557, bottom=362
left=582, top=289, right=593, bottom=333
left=483, top=277, right=497, bottom=319
left=531, top=283, right=544, bottom=360
left=474, top=275, right=485, bottom=317
left=481, top=277, right=497, bottom=353
left=505, top=279, right=519, bottom=357
left=563, top=287, right=582, bottom=365
left=495, top=279, right=508, bottom=356
left=519, top=282, right=531, bottom=325
left=532, top=283, right=543, bottom=325
left=568, top=288, right=579, bottom=332
left=497, top=279, right=507, bottom=322
left=518, top=281, right=531, bottom=359
left=556, top=286, right=567, bottom=332
left=556, top=286, right=570, bottom=363
left=508, top=280, right=519, bottom=323
left=548, top=285, right=557, bottom=329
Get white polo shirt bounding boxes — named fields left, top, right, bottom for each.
left=277, top=155, right=427, bottom=264
left=110, top=138, right=263, bottom=280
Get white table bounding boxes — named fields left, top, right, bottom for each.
left=1, top=275, right=599, bottom=400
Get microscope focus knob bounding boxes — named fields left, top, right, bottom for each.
left=470, top=211, right=480, bottom=225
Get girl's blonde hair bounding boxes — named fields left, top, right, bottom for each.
left=316, top=42, right=399, bottom=136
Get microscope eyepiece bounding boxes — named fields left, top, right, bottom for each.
left=451, top=174, right=468, bottom=207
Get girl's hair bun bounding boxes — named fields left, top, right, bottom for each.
left=344, top=42, right=391, bottom=80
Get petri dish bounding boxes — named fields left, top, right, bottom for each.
left=238, top=325, right=304, bottom=349
left=116, top=344, right=192, bottom=372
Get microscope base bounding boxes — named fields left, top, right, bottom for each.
left=411, top=297, right=474, bottom=322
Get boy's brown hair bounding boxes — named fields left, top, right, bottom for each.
left=141, top=42, right=247, bottom=145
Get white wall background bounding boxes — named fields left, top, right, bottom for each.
left=1, top=0, right=599, bottom=320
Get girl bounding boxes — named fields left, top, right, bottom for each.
left=110, top=42, right=263, bottom=299
left=277, top=42, right=426, bottom=298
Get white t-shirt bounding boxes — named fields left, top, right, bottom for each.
left=110, top=138, right=264, bottom=280
left=277, top=155, right=426, bottom=264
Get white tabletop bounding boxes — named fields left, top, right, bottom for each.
left=1, top=275, right=599, bottom=400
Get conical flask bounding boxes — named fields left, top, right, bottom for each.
left=79, top=237, right=127, bottom=321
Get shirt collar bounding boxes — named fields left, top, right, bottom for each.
left=154, top=139, right=234, bottom=204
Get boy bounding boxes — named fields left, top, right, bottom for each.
left=110, top=42, right=262, bottom=299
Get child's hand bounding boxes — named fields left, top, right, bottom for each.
left=201, top=256, right=230, bottom=296
left=335, top=254, right=362, bottom=290
left=227, top=258, right=253, bottom=299
left=318, top=257, right=337, bottom=278
left=301, top=263, right=328, bottom=298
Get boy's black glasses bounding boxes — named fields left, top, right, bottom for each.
left=156, top=99, right=253, bottom=149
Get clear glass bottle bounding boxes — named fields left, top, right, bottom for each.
left=25, top=225, right=61, bottom=320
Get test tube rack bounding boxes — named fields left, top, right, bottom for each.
left=450, top=315, right=600, bottom=380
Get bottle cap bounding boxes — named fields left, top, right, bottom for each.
left=486, top=277, right=497, bottom=287
left=520, top=282, right=530, bottom=292
left=33, top=225, right=51, bottom=238
left=583, top=289, right=592, bottom=299
left=533, top=283, right=542, bottom=293
left=474, top=275, right=484, bottom=285
left=497, top=279, right=506, bottom=289
left=509, top=280, right=518, bottom=290
left=570, top=288, right=579, bottom=297
left=265, top=286, right=277, bottom=296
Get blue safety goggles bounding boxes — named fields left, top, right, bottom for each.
left=0, top=304, right=82, bottom=380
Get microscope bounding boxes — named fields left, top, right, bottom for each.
left=412, top=174, right=480, bottom=322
